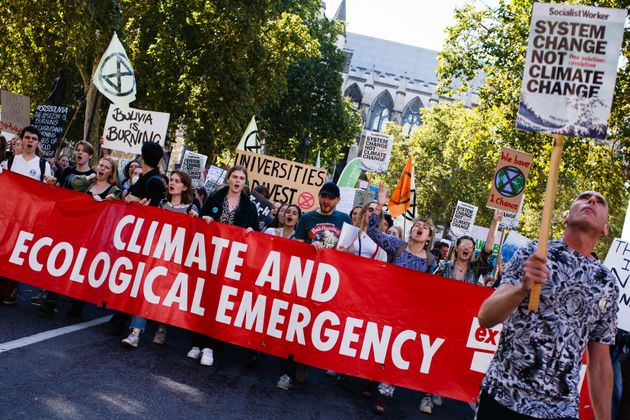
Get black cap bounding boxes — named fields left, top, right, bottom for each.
left=141, top=142, right=164, bottom=168
left=319, top=182, right=340, bottom=198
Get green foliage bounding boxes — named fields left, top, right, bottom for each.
left=261, top=17, right=361, bottom=170
left=0, top=1, right=356, bottom=168
left=435, top=0, right=629, bottom=255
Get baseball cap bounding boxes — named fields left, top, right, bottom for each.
left=319, top=182, right=340, bottom=198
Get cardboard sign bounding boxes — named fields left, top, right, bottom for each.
left=235, top=150, right=326, bottom=212
left=487, top=148, right=532, bottom=214
left=448, top=201, right=478, bottom=240
left=0, top=90, right=30, bottom=134
left=180, top=150, right=208, bottom=188
left=516, top=3, right=626, bottom=140
left=102, top=104, right=169, bottom=155
left=359, top=130, right=394, bottom=173
left=204, top=165, right=226, bottom=192
left=603, top=238, right=630, bottom=332
left=32, top=105, right=71, bottom=158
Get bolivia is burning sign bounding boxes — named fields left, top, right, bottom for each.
left=487, top=147, right=532, bottom=214
left=516, top=3, right=626, bottom=140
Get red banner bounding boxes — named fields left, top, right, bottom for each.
left=0, top=172, right=513, bottom=403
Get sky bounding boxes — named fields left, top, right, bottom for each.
left=324, top=0, right=501, bottom=51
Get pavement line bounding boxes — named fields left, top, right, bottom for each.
left=0, top=315, right=112, bottom=353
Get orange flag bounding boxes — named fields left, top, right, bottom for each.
left=387, top=155, right=413, bottom=218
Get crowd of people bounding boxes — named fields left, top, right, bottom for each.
left=1, top=126, right=628, bottom=419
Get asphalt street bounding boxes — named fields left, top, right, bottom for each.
left=0, top=285, right=475, bottom=419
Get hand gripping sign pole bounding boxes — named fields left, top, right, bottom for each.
left=528, top=134, right=563, bottom=311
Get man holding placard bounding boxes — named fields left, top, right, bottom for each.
left=477, top=191, right=618, bottom=419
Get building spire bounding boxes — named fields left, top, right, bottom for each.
left=334, top=0, right=346, bottom=22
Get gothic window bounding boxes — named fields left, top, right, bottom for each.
left=344, top=83, right=362, bottom=109
left=402, top=98, right=422, bottom=135
left=370, top=92, right=393, bottom=132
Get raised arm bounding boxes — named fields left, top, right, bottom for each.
left=367, top=185, right=406, bottom=256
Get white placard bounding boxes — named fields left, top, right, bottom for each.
left=448, top=201, right=478, bottom=239
left=102, top=104, right=169, bottom=155
left=359, top=130, right=394, bottom=173
left=180, top=150, right=208, bottom=188
left=603, top=238, right=630, bottom=332
left=516, top=3, right=626, bottom=140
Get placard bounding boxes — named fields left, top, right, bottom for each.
left=487, top=147, right=532, bottom=214
left=603, top=238, right=630, bottom=332
left=235, top=150, right=326, bottom=212
left=32, top=104, right=71, bottom=158
left=448, top=201, right=478, bottom=240
left=359, top=130, right=394, bottom=173
left=0, top=90, right=30, bottom=134
left=204, top=165, right=226, bottom=192
left=180, top=150, right=208, bottom=188
left=516, top=3, right=626, bottom=139
left=102, top=104, right=169, bottom=154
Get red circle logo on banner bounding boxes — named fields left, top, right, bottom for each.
left=298, top=192, right=315, bottom=210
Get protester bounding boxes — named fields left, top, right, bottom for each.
left=366, top=185, right=436, bottom=414
left=0, top=127, right=56, bottom=305
left=56, top=141, right=95, bottom=188
left=108, top=142, right=166, bottom=334
left=8, top=135, right=22, bottom=158
left=122, top=170, right=198, bottom=348
left=342, top=202, right=387, bottom=260
left=264, top=204, right=301, bottom=238
left=434, top=213, right=502, bottom=285
left=349, top=205, right=362, bottom=226
left=387, top=225, right=403, bottom=239
left=120, top=159, right=141, bottom=197
left=51, top=154, right=70, bottom=178
left=70, top=157, right=120, bottom=200
left=270, top=203, right=289, bottom=229
left=477, top=191, right=618, bottom=420
left=193, top=186, right=208, bottom=210
left=276, top=182, right=352, bottom=391
left=189, top=165, right=258, bottom=366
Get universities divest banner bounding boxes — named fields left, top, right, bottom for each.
left=0, top=171, right=501, bottom=402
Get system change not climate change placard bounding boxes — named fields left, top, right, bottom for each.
left=516, top=3, right=626, bottom=139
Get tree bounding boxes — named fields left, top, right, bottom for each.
left=260, top=17, right=361, bottom=170
left=436, top=0, right=629, bottom=255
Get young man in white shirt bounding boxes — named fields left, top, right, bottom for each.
left=0, top=126, right=56, bottom=305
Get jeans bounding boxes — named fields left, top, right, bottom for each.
left=130, top=316, right=147, bottom=331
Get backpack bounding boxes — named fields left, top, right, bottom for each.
left=7, top=155, right=48, bottom=181
left=388, top=242, right=434, bottom=273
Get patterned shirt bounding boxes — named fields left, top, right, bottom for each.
left=481, top=239, right=618, bottom=419
left=220, top=197, right=239, bottom=225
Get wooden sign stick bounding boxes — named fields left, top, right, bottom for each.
left=528, top=134, right=565, bottom=311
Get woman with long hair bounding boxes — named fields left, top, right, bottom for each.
left=121, top=170, right=198, bottom=348
left=365, top=186, right=436, bottom=414
left=434, top=212, right=502, bottom=284
left=264, top=204, right=301, bottom=238
left=71, top=157, right=120, bottom=200
left=188, top=165, right=258, bottom=366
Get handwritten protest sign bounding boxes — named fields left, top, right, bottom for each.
left=360, top=130, right=394, bottom=173
left=487, top=147, right=532, bottom=214
left=0, top=90, right=30, bottom=134
left=180, top=150, right=208, bottom=188
left=32, top=105, right=71, bottom=158
left=603, top=238, right=630, bottom=332
left=102, top=104, right=169, bottom=154
left=448, top=201, right=478, bottom=240
left=516, top=3, right=626, bottom=139
left=235, top=150, right=326, bottom=212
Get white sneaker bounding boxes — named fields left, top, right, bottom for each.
left=325, top=370, right=338, bottom=378
left=200, top=348, right=214, bottom=366
left=187, top=346, right=201, bottom=359
left=432, top=395, right=443, bottom=407
left=419, top=396, right=433, bottom=414
left=276, top=374, right=293, bottom=390
left=121, top=332, right=139, bottom=348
